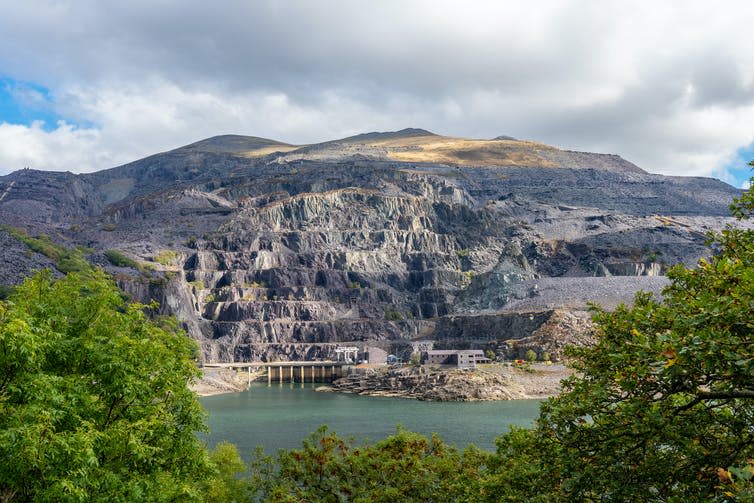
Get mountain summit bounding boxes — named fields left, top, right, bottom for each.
left=0, top=131, right=742, bottom=363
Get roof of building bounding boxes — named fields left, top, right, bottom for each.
left=427, top=349, right=485, bottom=356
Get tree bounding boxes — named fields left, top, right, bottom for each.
left=247, top=426, right=486, bottom=502
left=0, top=270, right=212, bottom=502
left=482, top=174, right=754, bottom=501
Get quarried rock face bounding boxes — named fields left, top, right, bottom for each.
left=434, top=309, right=594, bottom=362
left=183, top=188, right=500, bottom=361
left=0, top=131, right=743, bottom=363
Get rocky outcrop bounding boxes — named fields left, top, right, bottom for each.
left=326, top=364, right=570, bottom=401
left=433, top=309, right=594, bottom=361
left=191, top=367, right=254, bottom=396
left=0, top=228, right=59, bottom=288
left=0, top=131, right=744, bottom=364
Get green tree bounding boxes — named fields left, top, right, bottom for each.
left=0, top=270, right=212, bottom=502
left=247, top=426, right=486, bottom=502
left=482, top=174, right=754, bottom=501
left=201, top=443, right=252, bottom=503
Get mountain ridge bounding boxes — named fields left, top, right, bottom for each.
left=0, top=130, right=744, bottom=363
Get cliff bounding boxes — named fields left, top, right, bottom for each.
left=0, top=130, right=743, bottom=363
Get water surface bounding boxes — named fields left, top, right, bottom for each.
left=200, top=383, right=542, bottom=455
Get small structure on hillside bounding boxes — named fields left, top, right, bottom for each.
left=365, top=346, right=388, bottom=365
left=334, top=346, right=359, bottom=363
left=424, top=349, right=491, bottom=369
left=387, top=354, right=403, bottom=364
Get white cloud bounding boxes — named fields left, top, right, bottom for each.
left=0, top=121, right=106, bottom=173
left=1, top=1, right=754, bottom=182
left=743, top=180, right=751, bottom=190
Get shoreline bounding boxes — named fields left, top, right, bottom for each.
left=192, top=367, right=256, bottom=397
left=194, top=363, right=572, bottom=400
left=320, top=363, right=571, bottom=401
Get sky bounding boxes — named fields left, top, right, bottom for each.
left=0, top=1, right=753, bottom=188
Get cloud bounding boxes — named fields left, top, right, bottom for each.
left=0, top=121, right=105, bottom=172
left=1, top=1, right=754, bottom=182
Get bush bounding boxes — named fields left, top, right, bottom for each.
left=104, top=249, right=142, bottom=271
left=154, top=249, right=179, bottom=266
left=0, top=284, right=14, bottom=300
left=246, top=427, right=486, bottom=501
left=384, top=307, right=403, bottom=321
left=1, top=225, right=92, bottom=274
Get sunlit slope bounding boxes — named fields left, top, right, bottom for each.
left=274, top=128, right=641, bottom=171
left=377, top=136, right=558, bottom=167
left=177, top=134, right=299, bottom=157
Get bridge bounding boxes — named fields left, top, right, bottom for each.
left=203, top=360, right=350, bottom=386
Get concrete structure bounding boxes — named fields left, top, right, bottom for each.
left=203, top=361, right=348, bottom=385
left=365, top=346, right=388, bottom=365
left=334, top=346, right=359, bottom=363
left=424, top=350, right=490, bottom=369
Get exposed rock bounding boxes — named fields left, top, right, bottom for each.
left=329, top=364, right=571, bottom=401
left=0, top=130, right=744, bottom=365
left=0, top=229, right=59, bottom=288
left=191, top=367, right=254, bottom=396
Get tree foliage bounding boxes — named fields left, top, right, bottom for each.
left=0, top=270, right=211, bottom=502
left=244, top=426, right=487, bottom=502
left=479, top=175, right=754, bottom=501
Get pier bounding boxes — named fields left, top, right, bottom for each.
left=203, top=361, right=349, bottom=385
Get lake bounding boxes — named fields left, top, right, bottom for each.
left=200, top=383, right=543, bottom=455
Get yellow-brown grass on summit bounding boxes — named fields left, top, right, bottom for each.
left=237, top=144, right=300, bottom=158
left=381, top=137, right=558, bottom=167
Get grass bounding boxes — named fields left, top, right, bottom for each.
left=384, top=307, right=404, bottom=321
left=359, top=135, right=558, bottom=167
left=154, top=249, right=179, bottom=266
left=2, top=225, right=92, bottom=273
left=104, top=249, right=147, bottom=274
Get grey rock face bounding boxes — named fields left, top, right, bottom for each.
left=0, top=229, right=59, bottom=287
left=0, top=132, right=743, bottom=362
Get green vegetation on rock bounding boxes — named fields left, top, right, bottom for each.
left=104, top=249, right=140, bottom=269
left=154, top=249, right=179, bottom=266
left=1, top=225, right=92, bottom=274
left=383, top=306, right=403, bottom=321
left=104, top=249, right=153, bottom=276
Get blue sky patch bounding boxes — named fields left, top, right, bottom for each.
left=722, top=142, right=754, bottom=189
left=0, top=76, right=66, bottom=131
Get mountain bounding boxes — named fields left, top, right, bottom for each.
left=0, top=130, right=742, bottom=362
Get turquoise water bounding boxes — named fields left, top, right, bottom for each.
left=200, top=383, right=542, bottom=455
